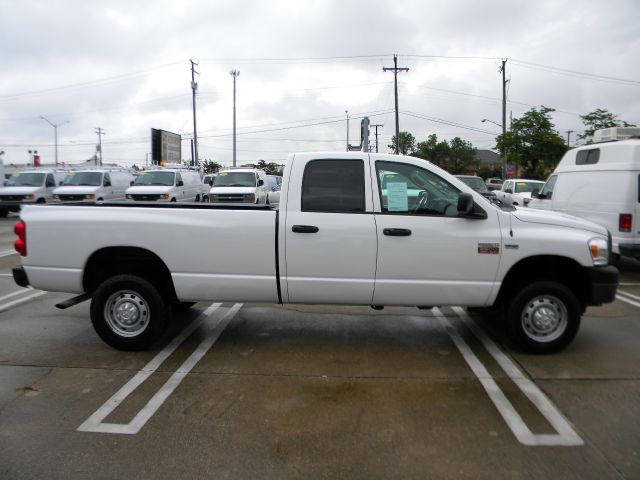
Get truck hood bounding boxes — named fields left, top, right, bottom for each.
left=53, top=186, right=100, bottom=195
left=512, top=208, right=608, bottom=236
left=209, top=186, right=256, bottom=195
left=0, top=186, right=40, bottom=196
left=126, top=186, right=173, bottom=195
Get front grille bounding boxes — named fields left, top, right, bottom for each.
left=131, top=194, right=161, bottom=201
left=0, top=195, right=26, bottom=202
left=58, top=194, right=85, bottom=201
left=212, top=194, right=247, bottom=202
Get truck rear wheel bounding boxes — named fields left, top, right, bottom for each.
left=506, top=281, right=581, bottom=354
left=90, top=274, right=169, bottom=350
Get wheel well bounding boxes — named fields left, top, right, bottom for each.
left=83, top=247, right=177, bottom=300
left=495, top=256, right=589, bottom=310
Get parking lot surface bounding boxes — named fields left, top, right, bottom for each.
left=0, top=216, right=639, bottom=479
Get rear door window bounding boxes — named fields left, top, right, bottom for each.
left=576, top=149, right=600, bottom=165
left=301, top=159, right=365, bottom=212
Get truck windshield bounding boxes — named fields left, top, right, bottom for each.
left=213, top=172, right=256, bottom=187
left=6, top=172, right=45, bottom=187
left=133, top=171, right=175, bottom=186
left=457, top=176, right=489, bottom=192
left=63, top=172, right=103, bottom=186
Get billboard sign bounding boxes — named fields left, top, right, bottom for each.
left=151, top=128, right=182, bottom=165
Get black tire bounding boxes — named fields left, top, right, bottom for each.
left=506, top=281, right=581, bottom=354
left=202, top=195, right=209, bottom=203
left=0, top=208, right=8, bottom=218
left=195, top=195, right=200, bottom=202
left=90, top=274, right=169, bottom=351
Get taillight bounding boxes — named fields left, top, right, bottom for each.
left=619, top=214, right=632, bottom=232
left=14, top=220, right=26, bottom=256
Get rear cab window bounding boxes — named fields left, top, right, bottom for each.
left=301, top=159, right=365, bottom=212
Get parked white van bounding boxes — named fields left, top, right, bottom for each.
left=209, top=168, right=269, bottom=204
left=53, top=168, right=135, bottom=203
left=125, top=168, right=207, bottom=202
left=0, top=169, right=68, bottom=217
left=529, top=127, right=640, bottom=260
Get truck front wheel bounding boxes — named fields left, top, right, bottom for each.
left=90, top=274, right=169, bottom=351
left=506, top=281, right=581, bottom=354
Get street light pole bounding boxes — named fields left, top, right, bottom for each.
left=345, top=110, right=350, bottom=151
left=40, top=116, right=68, bottom=167
left=230, top=70, right=240, bottom=167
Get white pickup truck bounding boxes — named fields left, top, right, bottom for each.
left=12, top=152, right=618, bottom=353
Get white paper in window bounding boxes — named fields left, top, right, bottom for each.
left=387, top=182, right=408, bottom=211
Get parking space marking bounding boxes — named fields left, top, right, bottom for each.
left=0, top=290, right=46, bottom=313
left=0, top=250, right=17, bottom=258
left=78, top=302, right=242, bottom=435
left=433, top=307, right=583, bottom=447
left=616, top=290, right=640, bottom=308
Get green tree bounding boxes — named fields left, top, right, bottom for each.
left=414, top=134, right=450, bottom=168
left=448, top=137, right=477, bottom=174
left=578, top=108, right=636, bottom=142
left=201, top=159, right=222, bottom=174
left=388, top=131, right=416, bottom=155
left=495, top=106, right=567, bottom=179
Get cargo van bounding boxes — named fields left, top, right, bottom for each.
left=529, top=127, right=640, bottom=260
left=125, top=168, right=207, bottom=202
left=0, top=168, right=68, bottom=217
left=53, top=168, right=135, bottom=203
left=209, top=168, right=269, bottom=204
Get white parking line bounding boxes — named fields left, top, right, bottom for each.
left=0, top=250, right=17, bottom=258
left=432, top=307, right=583, bottom=447
left=616, top=290, right=640, bottom=308
left=78, top=302, right=242, bottom=435
left=0, top=290, right=47, bottom=313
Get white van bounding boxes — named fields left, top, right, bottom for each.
left=125, top=168, right=207, bottom=202
left=53, top=168, right=135, bottom=203
left=0, top=169, right=68, bottom=217
left=209, top=168, right=269, bottom=204
left=529, top=127, right=640, bottom=260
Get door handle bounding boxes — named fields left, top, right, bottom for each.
left=292, top=225, right=319, bottom=233
left=383, top=228, right=412, bottom=236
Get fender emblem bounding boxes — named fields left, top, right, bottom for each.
left=478, top=243, right=500, bottom=254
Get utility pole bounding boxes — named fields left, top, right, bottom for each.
left=566, top=130, right=574, bottom=147
left=230, top=70, right=240, bottom=167
left=372, top=124, right=383, bottom=153
left=383, top=55, right=409, bottom=154
left=499, top=59, right=508, bottom=142
left=345, top=110, right=350, bottom=151
left=40, top=117, right=68, bottom=167
left=95, top=127, right=105, bottom=166
left=190, top=59, right=199, bottom=167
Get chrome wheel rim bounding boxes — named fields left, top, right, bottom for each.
left=521, top=295, right=567, bottom=343
left=104, top=290, right=150, bottom=337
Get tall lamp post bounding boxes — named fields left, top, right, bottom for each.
left=40, top=116, right=68, bottom=167
left=230, top=70, right=240, bottom=167
left=345, top=110, right=350, bottom=151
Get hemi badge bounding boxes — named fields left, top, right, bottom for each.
left=478, top=243, right=500, bottom=254
left=505, top=244, right=519, bottom=250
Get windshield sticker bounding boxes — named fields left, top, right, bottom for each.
left=516, top=182, right=526, bottom=186
left=219, top=172, right=228, bottom=176
left=139, top=172, right=147, bottom=175
left=387, top=182, right=408, bottom=212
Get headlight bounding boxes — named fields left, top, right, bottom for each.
left=126, top=194, right=133, bottom=199
left=86, top=194, right=96, bottom=200
left=25, top=194, right=36, bottom=200
left=53, top=194, right=60, bottom=200
left=161, top=194, right=171, bottom=200
left=588, top=237, right=609, bottom=266
left=244, top=194, right=256, bottom=202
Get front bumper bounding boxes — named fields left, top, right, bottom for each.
left=12, top=266, right=30, bottom=288
left=585, top=265, right=619, bottom=306
left=619, top=243, right=640, bottom=259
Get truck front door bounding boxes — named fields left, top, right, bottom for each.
left=283, top=156, right=377, bottom=304
left=371, top=158, right=501, bottom=307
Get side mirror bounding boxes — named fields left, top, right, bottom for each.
left=59, top=181, right=64, bottom=186
left=531, top=189, right=540, bottom=199
left=505, top=188, right=513, bottom=194
left=104, top=181, right=111, bottom=187
left=130, top=181, right=134, bottom=186
left=258, top=179, right=264, bottom=186
left=177, top=180, right=184, bottom=187
left=457, top=192, right=474, bottom=216
left=209, top=180, right=213, bottom=186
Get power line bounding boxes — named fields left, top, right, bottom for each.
left=510, top=59, right=640, bottom=86
left=401, top=111, right=499, bottom=135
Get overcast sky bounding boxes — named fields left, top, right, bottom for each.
left=1, top=0, right=639, bottom=168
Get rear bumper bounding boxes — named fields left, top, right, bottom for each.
left=585, top=265, right=619, bottom=306
left=12, top=266, right=30, bottom=288
left=619, top=243, right=640, bottom=259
